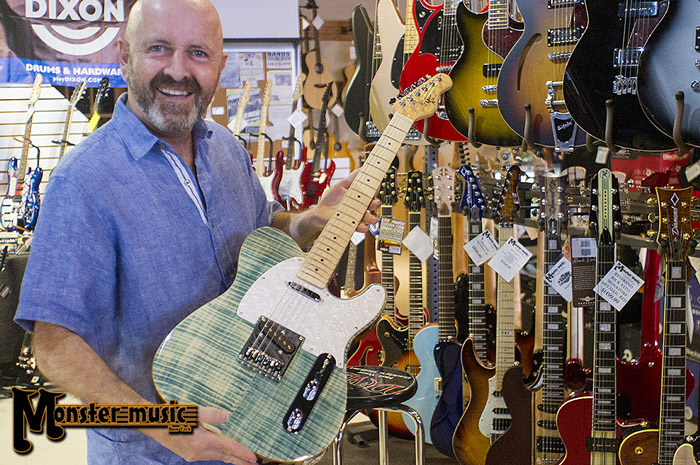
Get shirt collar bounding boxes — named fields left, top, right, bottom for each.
left=112, top=93, right=209, bottom=161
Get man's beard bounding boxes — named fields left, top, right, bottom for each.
left=127, top=70, right=215, bottom=134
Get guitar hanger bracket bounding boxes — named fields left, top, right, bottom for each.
left=467, top=108, right=483, bottom=149
left=603, top=99, right=620, bottom=154
left=421, top=117, right=443, bottom=147
left=673, top=91, right=691, bottom=156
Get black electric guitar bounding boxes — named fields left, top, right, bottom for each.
left=86, top=77, right=110, bottom=134
left=562, top=0, right=674, bottom=151
left=637, top=0, right=700, bottom=147
left=54, top=80, right=87, bottom=162
left=152, top=74, right=452, bottom=464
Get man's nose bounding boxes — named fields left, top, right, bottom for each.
left=163, top=50, right=190, bottom=81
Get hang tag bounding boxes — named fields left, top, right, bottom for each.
left=331, top=104, right=344, bottom=118
left=487, top=236, right=533, bottom=283
left=403, top=226, right=433, bottom=262
left=211, top=106, right=225, bottom=116
left=595, top=146, right=610, bottom=165
left=686, top=161, right=700, bottom=182
left=378, top=218, right=406, bottom=255
left=571, top=236, right=597, bottom=307
left=464, top=230, right=499, bottom=266
left=312, top=15, right=325, bottom=30
left=543, top=256, right=573, bottom=302
left=287, top=108, right=307, bottom=127
left=350, top=231, right=365, bottom=246
left=593, top=261, right=645, bottom=311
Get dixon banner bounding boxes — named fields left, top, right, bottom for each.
left=0, top=0, right=136, bottom=87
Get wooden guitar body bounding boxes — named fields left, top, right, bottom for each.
left=637, top=0, right=700, bottom=147
left=344, top=5, right=380, bottom=142
left=18, top=167, right=43, bottom=231
left=673, top=443, right=699, bottom=465
left=557, top=395, right=635, bottom=465
left=444, top=2, right=522, bottom=147
left=402, top=323, right=440, bottom=444
left=430, top=338, right=463, bottom=458
left=618, top=429, right=659, bottom=465
left=562, top=0, right=673, bottom=151
left=152, top=227, right=384, bottom=463
left=347, top=326, right=383, bottom=367
left=389, top=0, right=439, bottom=89
left=257, top=150, right=284, bottom=203
left=453, top=337, right=494, bottom=465
left=278, top=147, right=309, bottom=210
left=485, top=366, right=531, bottom=465
left=297, top=160, right=336, bottom=210
left=303, top=57, right=336, bottom=110
left=0, top=157, right=18, bottom=229
left=399, top=1, right=467, bottom=142
left=496, top=0, right=588, bottom=149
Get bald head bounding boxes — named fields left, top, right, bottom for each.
left=124, top=0, right=224, bottom=52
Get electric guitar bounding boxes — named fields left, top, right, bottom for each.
left=347, top=160, right=401, bottom=368
left=278, top=74, right=308, bottom=210
left=496, top=0, right=588, bottom=150
left=1, top=74, right=42, bottom=232
left=152, top=74, right=452, bottom=463
left=399, top=0, right=467, bottom=142
left=343, top=4, right=380, bottom=142
left=454, top=164, right=522, bottom=465
left=444, top=0, right=523, bottom=147
left=486, top=173, right=570, bottom=465
left=618, top=186, right=696, bottom=465
left=369, top=0, right=430, bottom=144
left=254, top=79, right=283, bottom=203
left=231, top=81, right=251, bottom=139
left=562, top=0, right=674, bottom=151
left=86, top=77, right=110, bottom=134
left=54, top=80, right=87, bottom=162
left=637, top=0, right=700, bottom=147
left=296, top=84, right=336, bottom=210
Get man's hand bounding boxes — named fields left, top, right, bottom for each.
left=145, top=406, right=259, bottom=465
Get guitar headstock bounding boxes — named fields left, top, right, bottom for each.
left=239, top=81, right=252, bottom=110
left=261, top=79, right=273, bottom=107
left=293, top=74, right=305, bottom=102
left=495, top=165, right=522, bottom=224
left=536, top=174, right=568, bottom=236
left=655, top=186, right=696, bottom=261
left=69, top=81, right=86, bottom=108
left=379, top=160, right=399, bottom=206
left=319, top=82, right=334, bottom=114
left=589, top=168, right=621, bottom=244
left=393, top=74, right=452, bottom=121
left=432, top=166, right=456, bottom=216
left=404, top=170, right=425, bottom=213
left=87, top=77, right=110, bottom=133
left=458, top=164, right=486, bottom=220
left=28, top=74, right=43, bottom=108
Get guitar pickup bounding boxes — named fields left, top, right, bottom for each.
left=618, top=2, right=658, bottom=18
left=482, top=63, right=501, bottom=78
left=547, top=27, right=584, bottom=47
left=238, top=316, right=304, bottom=381
left=586, top=436, right=620, bottom=453
left=613, top=48, right=643, bottom=68
left=284, top=353, right=335, bottom=433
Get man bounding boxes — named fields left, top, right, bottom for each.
left=14, top=0, right=378, bottom=464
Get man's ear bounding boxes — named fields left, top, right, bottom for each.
left=118, top=38, right=130, bottom=83
left=217, top=53, right=228, bottom=88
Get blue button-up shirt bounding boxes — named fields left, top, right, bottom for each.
left=15, top=95, right=283, bottom=464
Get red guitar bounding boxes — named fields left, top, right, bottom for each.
left=399, top=0, right=467, bottom=142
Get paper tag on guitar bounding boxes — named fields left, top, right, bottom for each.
left=487, top=237, right=532, bottom=283
left=287, top=108, right=307, bottom=127
left=403, top=226, right=433, bottom=262
left=464, top=230, right=499, bottom=266
left=593, top=261, right=644, bottom=311
left=543, top=256, right=573, bottom=302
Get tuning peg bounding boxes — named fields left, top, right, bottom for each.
left=692, top=196, right=700, bottom=207
left=646, top=197, right=657, bottom=206
left=646, top=230, right=657, bottom=238
left=648, top=212, right=658, bottom=223
left=657, top=239, right=669, bottom=255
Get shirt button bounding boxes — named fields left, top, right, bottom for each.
left=210, top=221, right=215, bottom=228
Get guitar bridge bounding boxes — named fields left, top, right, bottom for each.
left=238, top=316, right=304, bottom=381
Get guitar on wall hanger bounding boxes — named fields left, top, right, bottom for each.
left=278, top=74, right=308, bottom=210
left=231, top=81, right=252, bottom=140
left=86, top=77, right=110, bottom=134
left=152, top=74, right=453, bottom=464
left=1, top=74, right=43, bottom=232
left=302, top=19, right=338, bottom=110
left=254, top=79, right=283, bottom=203
left=54, top=80, right=87, bottom=163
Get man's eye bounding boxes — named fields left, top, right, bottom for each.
left=193, top=50, right=207, bottom=58
left=150, top=45, right=164, bottom=52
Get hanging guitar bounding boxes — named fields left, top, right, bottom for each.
left=562, top=0, right=675, bottom=151
left=399, top=0, right=467, bottom=142
left=496, top=0, right=588, bottom=150
left=637, top=0, right=700, bottom=147
left=443, top=0, right=523, bottom=147
left=86, top=77, right=110, bottom=134
left=152, top=75, right=452, bottom=463
left=231, top=81, right=252, bottom=140
left=296, top=83, right=336, bottom=210
left=254, top=79, right=283, bottom=203
left=618, top=186, right=697, bottom=465
left=278, top=74, right=308, bottom=210
left=453, top=164, right=522, bottom=465
left=1, top=74, right=42, bottom=232
left=302, top=19, right=338, bottom=110
left=53, top=80, right=87, bottom=163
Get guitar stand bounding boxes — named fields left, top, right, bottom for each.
left=672, top=91, right=691, bottom=156
left=420, top=117, right=443, bottom=147
left=235, top=135, right=248, bottom=150
left=467, top=108, right=482, bottom=149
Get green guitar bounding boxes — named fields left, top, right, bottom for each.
left=152, top=74, right=452, bottom=463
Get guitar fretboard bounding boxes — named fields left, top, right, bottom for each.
left=658, top=257, right=688, bottom=465
left=488, top=0, right=509, bottom=30
left=381, top=203, right=396, bottom=319
left=437, top=213, right=455, bottom=341
left=298, top=115, right=413, bottom=289
left=466, top=210, right=489, bottom=362
left=494, top=223, right=516, bottom=391
left=408, top=210, right=424, bottom=349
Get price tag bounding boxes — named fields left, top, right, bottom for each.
left=211, top=106, right=225, bottom=116
left=350, top=231, right=365, bottom=246
left=593, top=261, right=644, bottom=311
left=595, top=146, right=610, bottom=164
left=312, top=15, right=325, bottom=31
left=287, top=108, right=307, bottom=127
left=464, top=230, right=499, bottom=266
left=378, top=218, right=405, bottom=255
left=331, top=104, right=344, bottom=118
left=686, top=161, right=700, bottom=182
left=403, top=226, right=433, bottom=262
left=487, top=237, right=533, bottom=283
left=543, top=256, right=573, bottom=302
left=571, top=236, right=597, bottom=307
